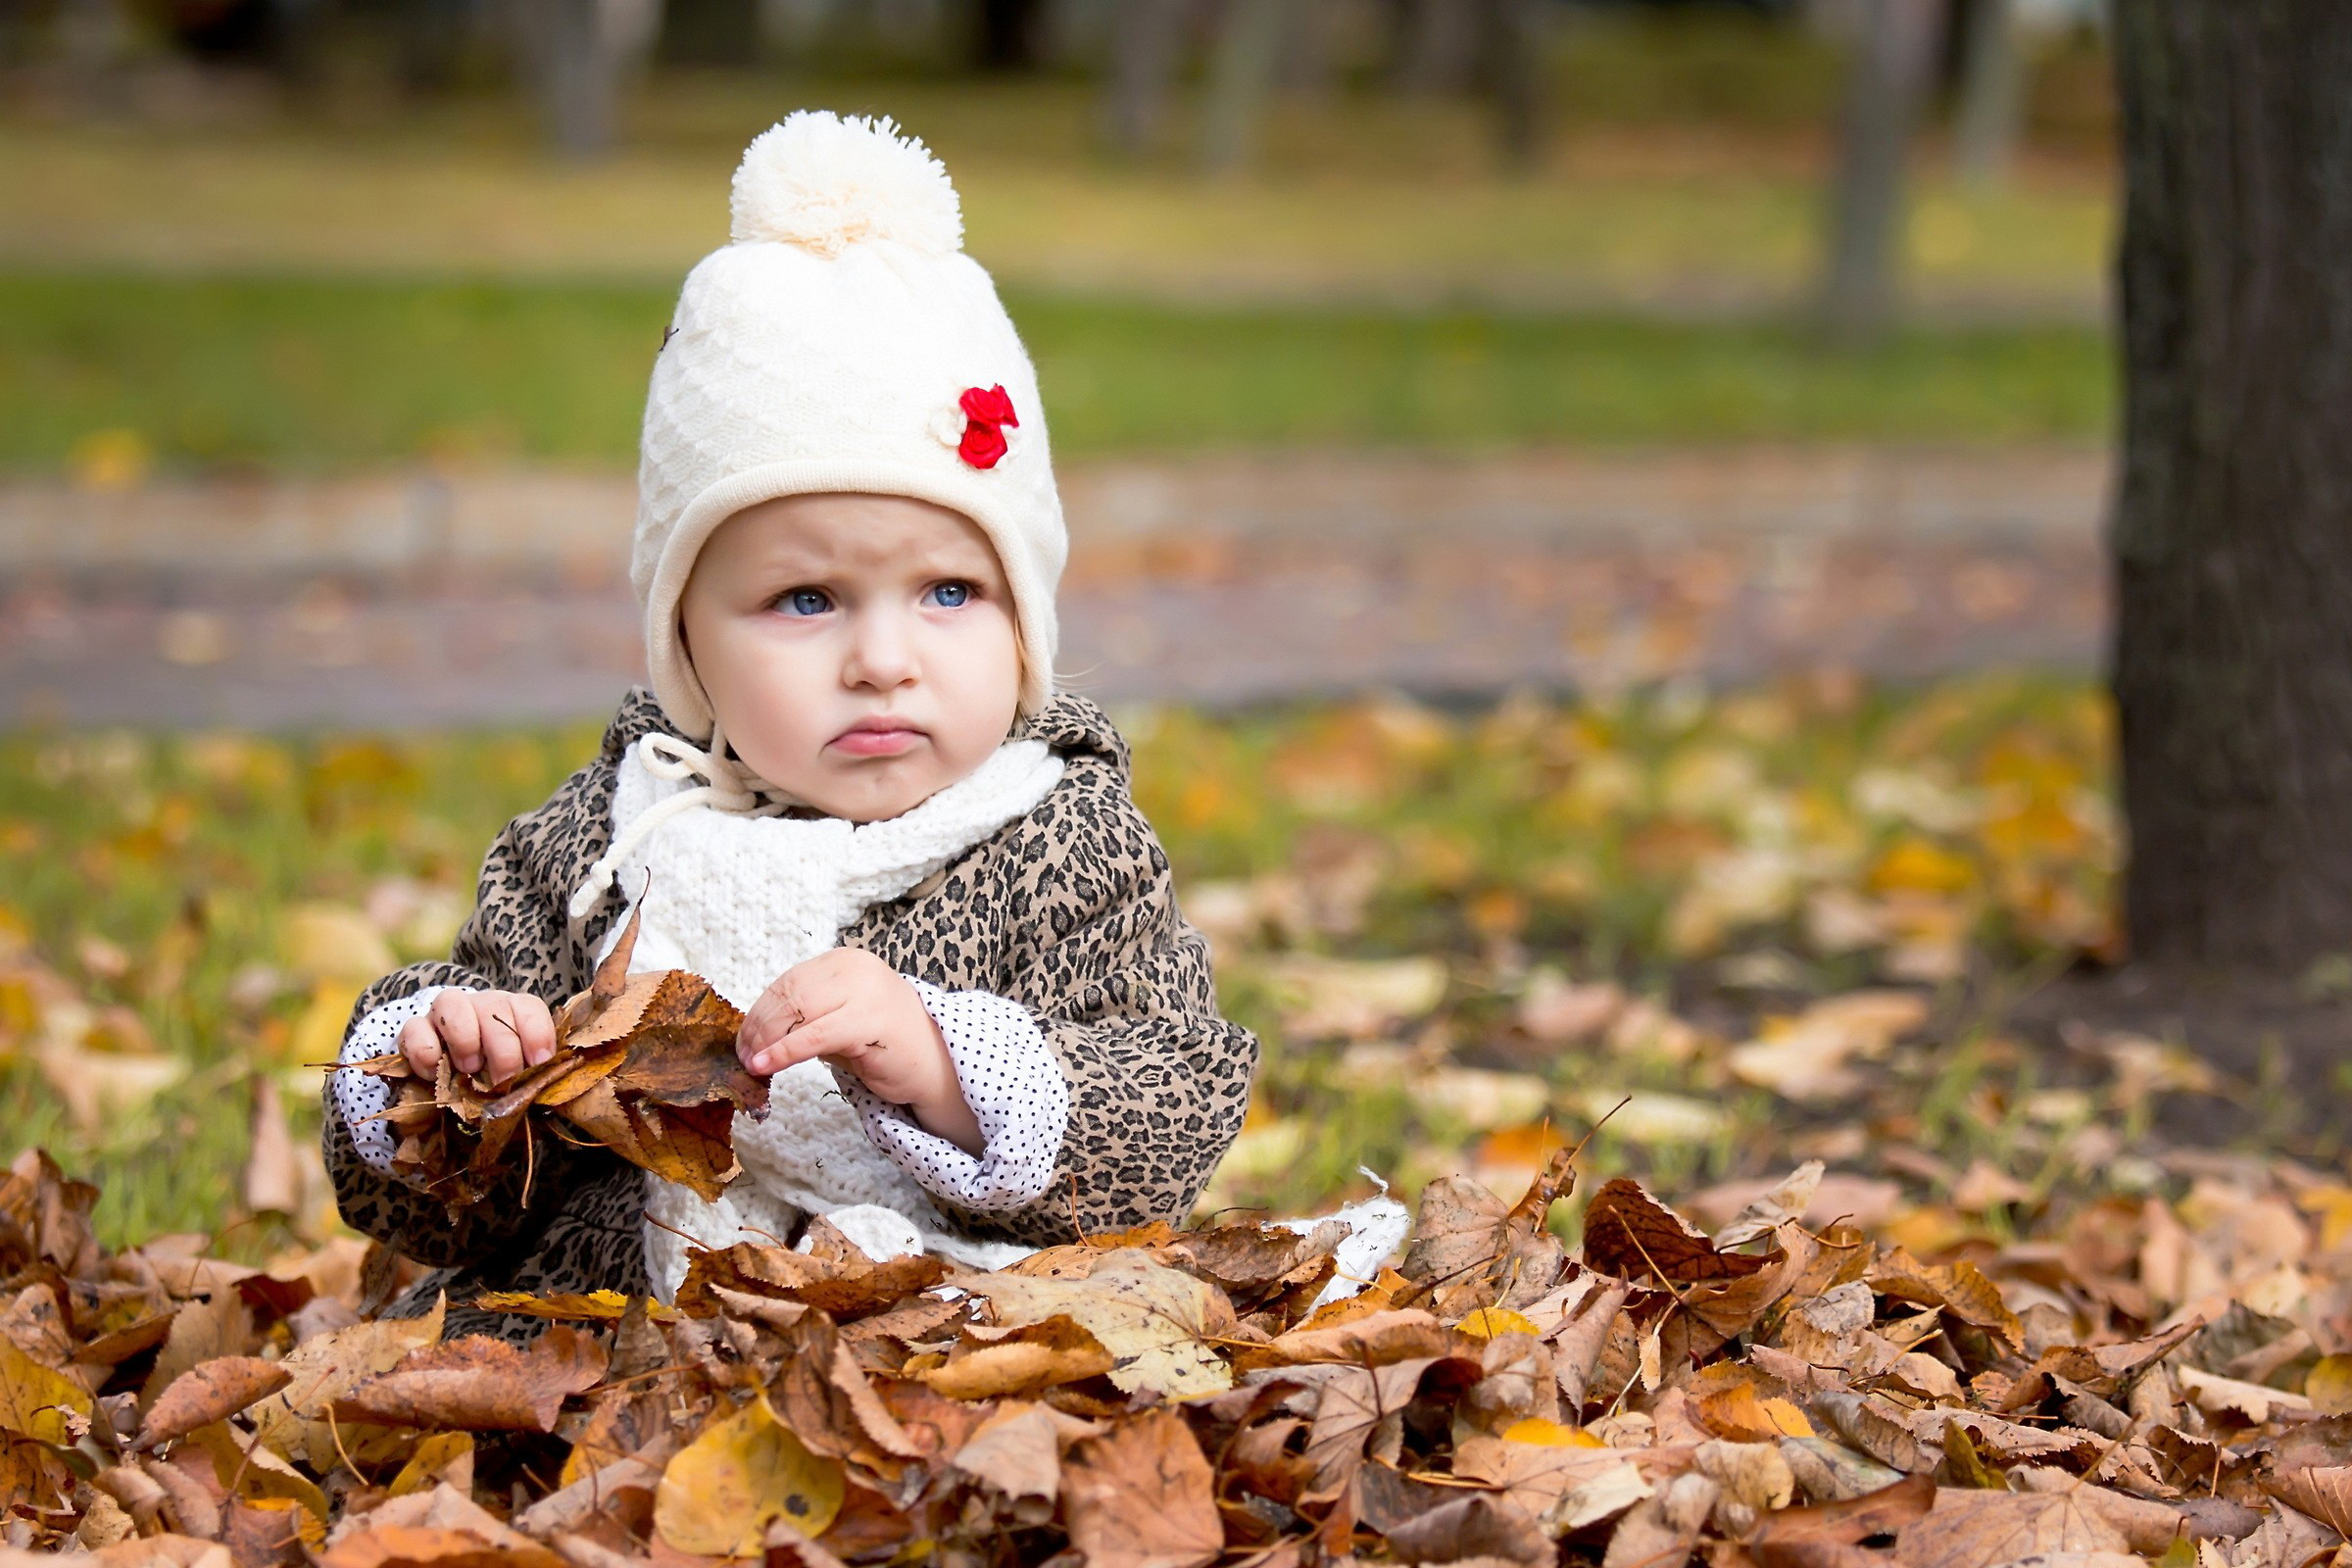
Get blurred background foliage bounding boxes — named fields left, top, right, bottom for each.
left=3, top=0, right=2118, bottom=477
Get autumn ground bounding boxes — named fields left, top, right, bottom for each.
left=8, top=678, right=2352, bottom=1568
left=0, top=666, right=2278, bottom=1256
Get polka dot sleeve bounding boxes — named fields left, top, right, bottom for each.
left=835, top=977, right=1069, bottom=1213
left=328, top=986, right=452, bottom=1177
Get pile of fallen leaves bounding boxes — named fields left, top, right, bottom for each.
left=7, top=1132, right=2352, bottom=1568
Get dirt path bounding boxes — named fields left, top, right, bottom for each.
left=0, top=447, right=2107, bottom=728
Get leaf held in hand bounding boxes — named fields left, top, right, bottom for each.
left=379, top=903, right=768, bottom=1209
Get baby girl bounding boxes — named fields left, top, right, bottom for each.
left=323, top=113, right=1259, bottom=1337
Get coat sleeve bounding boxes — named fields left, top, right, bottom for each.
left=320, top=757, right=632, bottom=1269
left=920, top=762, right=1260, bottom=1248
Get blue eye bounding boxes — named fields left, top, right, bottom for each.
left=776, top=588, right=831, bottom=616
left=926, top=581, right=972, bottom=609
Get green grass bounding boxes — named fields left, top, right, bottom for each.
left=0, top=674, right=2120, bottom=1249
left=0, top=270, right=2113, bottom=473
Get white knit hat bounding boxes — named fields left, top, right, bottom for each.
left=633, top=112, right=1065, bottom=738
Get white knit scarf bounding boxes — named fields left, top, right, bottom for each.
left=575, top=728, right=1064, bottom=1298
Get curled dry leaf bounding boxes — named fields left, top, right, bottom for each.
left=317, top=1484, right=563, bottom=1568
left=919, top=1314, right=1113, bottom=1400
left=1751, top=1473, right=1935, bottom=1566
left=675, top=1241, right=947, bottom=1323
left=138, top=1355, right=291, bottom=1449
left=243, top=1296, right=446, bottom=1472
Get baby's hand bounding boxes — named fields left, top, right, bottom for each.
left=397, top=990, right=557, bottom=1087
left=738, top=950, right=981, bottom=1152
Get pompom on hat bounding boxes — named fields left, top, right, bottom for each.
left=633, top=112, right=1064, bottom=737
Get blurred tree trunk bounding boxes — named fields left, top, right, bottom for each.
left=1102, top=0, right=1190, bottom=156
left=1816, top=0, right=1943, bottom=346
left=1200, top=0, right=1293, bottom=175
left=1952, top=0, right=2024, bottom=184
left=1277, top=0, right=1339, bottom=101
left=521, top=0, right=659, bottom=160
left=2111, top=0, right=2352, bottom=975
left=1394, top=0, right=1475, bottom=95
left=1478, top=0, right=1544, bottom=173
left=53, top=0, right=133, bottom=107
left=974, top=0, right=1040, bottom=70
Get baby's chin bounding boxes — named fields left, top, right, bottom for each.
left=786, top=751, right=962, bottom=824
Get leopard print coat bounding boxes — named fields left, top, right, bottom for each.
left=323, top=688, right=1258, bottom=1340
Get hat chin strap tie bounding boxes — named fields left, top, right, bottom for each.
left=565, top=715, right=797, bottom=923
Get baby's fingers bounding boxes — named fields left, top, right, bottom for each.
left=477, top=996, right=530, bottom=1086
left=429, top=992, right=486, bottom=1076
left=746, top=1011, right=864, bottom=1077
left=512, top=994, right=558, bottom=1068
left=739, top=973, right=837, bottom=1070
left=396, top=1015, right=444, bottom=1080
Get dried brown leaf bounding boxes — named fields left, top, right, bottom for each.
left=1751, top=1473, right=1935, bottom=1568
left=1060, top=1407, right=1221, bottom=1568
left=331, top=1326, right=607, bottom=1433
left=1893, top=1487, right=2131, bottom=1568
left=674, top=1242, right=946, bottom=1323
left=138, top=1356, right=290, bottom=1449
left=1583, top=1177, right=1771, bottom=1286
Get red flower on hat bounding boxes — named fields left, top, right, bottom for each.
left=956, top=384, right=1018, bottom=469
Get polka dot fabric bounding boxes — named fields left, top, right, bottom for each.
left=837, top=976, right=1067, bottom=1212
left=331, top=987, right=447, bottom=1173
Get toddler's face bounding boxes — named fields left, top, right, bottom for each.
left=679, top=493, right=1023, bottom=823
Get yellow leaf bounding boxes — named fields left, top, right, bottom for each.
left=183, top=1419, right=330, bottom=1520
left=1500, top=1417, right=1602, bottom=1447
left=282, top=904, right=395, bottom=984
left=389, top=1432, right=474, bottom=1497
left=471, top=1289, right=679, bottom=1322
left=654, top=1393, right=842, bottom=1556
left=2311, top=1356, right=2352, bottom=1416
left=68, top=428, right=152, bottom=492
left=287, top=980, right=364, bottom=1069
left=1869, top=837, right=1978, bottom=897
left=967, top=1250, right=1233, bottom=1400
left=1456, top=1307, right=1542, bottom=1341
left=2298, top=1186, right=2352, bottom=1251
left=0, top=1337, right=91, bottom=1446
left=1696, top=1381, right=1816, bottom=1442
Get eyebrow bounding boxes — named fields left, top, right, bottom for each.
left=743, top=540, right=1002, bottom=582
